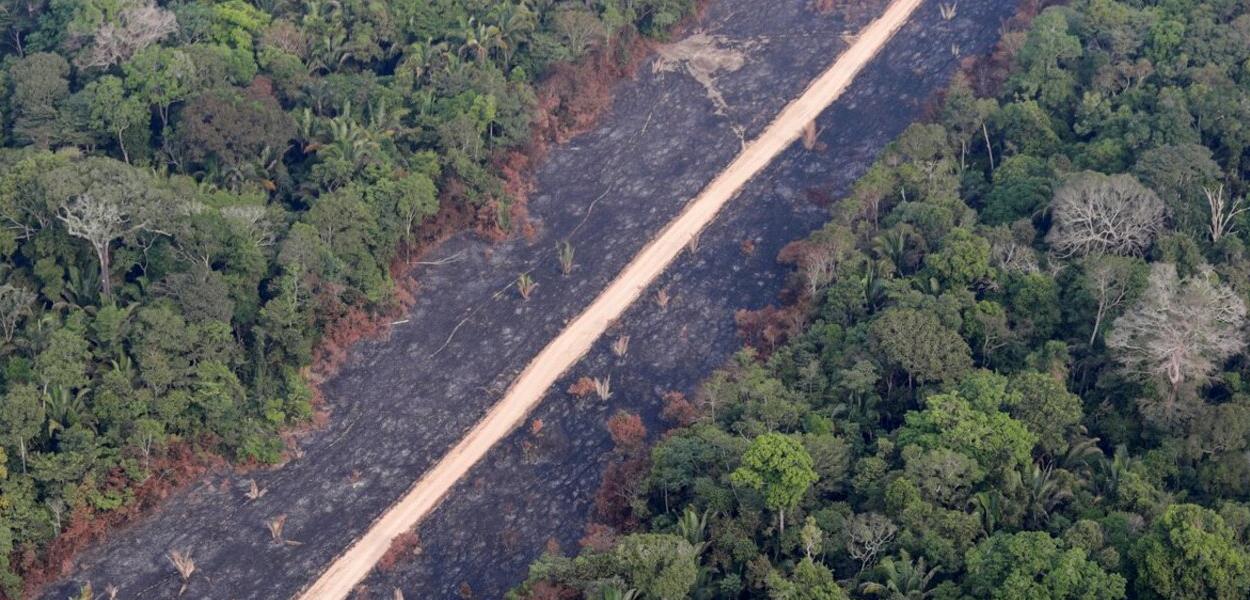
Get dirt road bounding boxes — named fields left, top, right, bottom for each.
left=296, top=0, right=924, bottom=597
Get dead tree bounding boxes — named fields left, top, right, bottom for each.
left=845, top=512, right=897, bottom=574
left=78, top=2, right=178, bottom=69
left=58, top=193, right=159, bottom=298
left=1082, top=255, right=1140, bottom=345
left=1046, top=172, right=1165, bottom=257
left=1204, top=184, right=1249, bottom=244
left=0, top=283, right=36, bottom=344
left=1107, top=263, right=1246, bottom=397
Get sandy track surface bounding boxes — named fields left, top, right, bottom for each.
left=296, top=1, right=923, bottom=597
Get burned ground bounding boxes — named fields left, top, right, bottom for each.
left=45, top=1, right=1018, bottom=598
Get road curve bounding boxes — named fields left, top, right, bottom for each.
left=296, top=0, right=924, bottom=597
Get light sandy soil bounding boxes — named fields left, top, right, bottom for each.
left=296, top=1, right=923, bottom=597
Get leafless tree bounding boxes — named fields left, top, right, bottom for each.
left=801, top=120, right=818, bottom=150
left=611, top=335, right=630, bottom=358
left=655, top=287, right=671, bottom=309
left=1107, top=263, right=1245, bottom=397
left=167, top=549, right=195, bottom=596
left=800, top=516, right=823, bottom=560
left=0, top=188, right=49, bottom=243
left=1046, top=172, right=1165, bottom=257
left=58, top=193, right=158, bottom=298
left=0, top=283, right=36, bottom=344
left=46, top=498, right=65, bottom=532
left=1204, top=184, right=1249, bottom=244
left=989, top=236, right=1040, bottom=274
left=265, top=514, right=287, bottom=543
left=1082, top=255, right=1141, bottom=345
left=845, top=512, right=897, bottom=574
left=554, top=9, right=606, bottom=56
left=593, top=376, right=612, bottom=402
left=243, top=478, right=267, bottom=501
left=779, top=225, right=855, bottom=298
left=222, top=205, right=276, bottom=248
left=78, top=2, right=178, bottom=69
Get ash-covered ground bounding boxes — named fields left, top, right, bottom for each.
left=46, top=1, right=1018, bottom=598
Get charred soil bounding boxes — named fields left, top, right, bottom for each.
left=44, top=1, right=1018, bottom=598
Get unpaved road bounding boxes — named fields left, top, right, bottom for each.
left=297, top=0, right=924, bottom=597
left=45, top=0, right=1019, bottom=596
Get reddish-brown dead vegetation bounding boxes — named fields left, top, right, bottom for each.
left=566, top=376, right=598, bottom=398
left=606, top=411, right=647, bottom=454
left=593, top=456, right=649, bottom=530
left=579, top=523, right=619, bottom=553
left=16, top=443, right=221, bottom=597
left=517, top=581, right=581, bottom=600
left=735, top=304, right=807, bottom=355
left=376, top=530, right=420, bottom=573
left=661, top=390, right=698, bottom=427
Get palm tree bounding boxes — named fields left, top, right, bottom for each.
left=1089, top=444, right=1131, bottom=503
left=367, top=99, right=410, bottom=139
left=600, top=587, right=638, bottom=600
left=860, top=550, right=939, bottom=599
left=874, top=228, right=910, bottom=274
left=45, top=385, right=90, bottom=435
left=399, top=38, right=450, bottom=86
left=677, top=507, right=710, bottom=557
left=1023, top=462, right=1073, bottom=528
left=488, top=2, right=537, bottom=68
left=1059, top=432, right=1104, bottom=488
left=969, top=490, right=1004, bottom=539
left=858, top=260, right=888, bottom=311
left=311, top=102, right=390, bottom=188
left=453, top=17, right=503, bottom=64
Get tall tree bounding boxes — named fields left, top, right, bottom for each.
left=1132, top=504, right=1250, bottom=600
left=1107, top=263, right=1245, bottom=398
left=8, top=52, right=70, bottom=148
left=47, top=158, right=171, bottom=298
left=0, top=384, right=44, bottom=472
left=731, top=432, right=818, bottom=535
left=1046, top=172, right=1165, bottom=257
left=83, top=76, right=148, bottom=163
left=965, top=531, right=1125, bottom=600
left=75, top=0, right=178, bottom=69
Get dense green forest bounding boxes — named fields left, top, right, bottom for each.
left=512, top=0, right=1250, bottom=598
left=0, top=0, right=695, bottom=594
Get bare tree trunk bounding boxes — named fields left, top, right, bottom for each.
left=118, top=129, right=131, bottom=164
left=1090, top=302, right=1105, bottom=346
left=96, top=243, right=112, bottom=298
left=982, top=123, right=994, bottom=171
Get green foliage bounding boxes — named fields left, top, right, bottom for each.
left=611, top=534, right=700, bottom=599
left=1132, top=504, right=1250, bottom=600
left=964, top=532, right=1126, bottom=600
left=518, top=4, right=1250, bottom=597
left=767, top=558, right=849, bottom=600
left=898, top=392, right=1037, bottom=478
left=0, top=0, right=700, bottom=589
left=9, top=52, right=71, bottom=147
left=731, top=432, right=818, bottom=522
left=870, top=308, right=973, bottom=385
left=923, top=227, right=993, bottom=289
